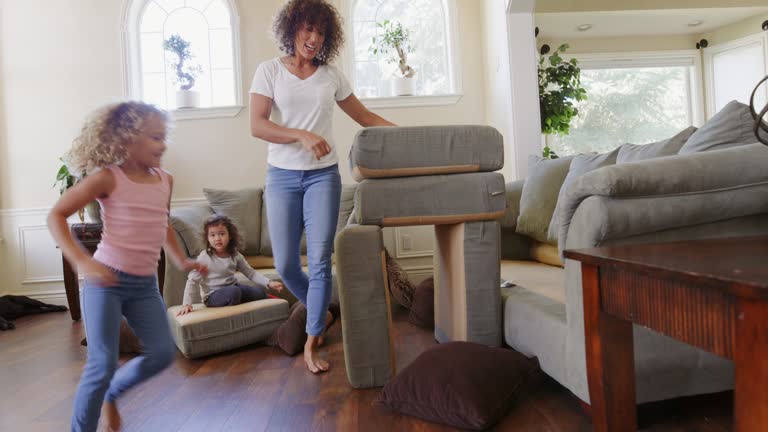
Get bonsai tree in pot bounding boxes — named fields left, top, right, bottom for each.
left=538, top=43, right=587, bottom=159
left=53, top=159, right=100, bottom=224
left=163, top=34, right=202, bottom=109
left=369, top=20, right=416, bottom=96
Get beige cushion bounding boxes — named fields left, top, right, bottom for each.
left=516, top=156, right=573, bottom=243
left=203, top=188, right=263, bottom=255
left=167, top=299, right=289, bottom=358
left=500, top=260, right=564, bottom=304
left=529, top=241, right=563, bottom=267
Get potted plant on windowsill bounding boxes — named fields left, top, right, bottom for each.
left=369, top=20, right=416, bottom=96
left=538, top=43, right=587, bottom=158
left=53, top=159, right=100, bottom=224
left=163, top=34, right=203, bottom=109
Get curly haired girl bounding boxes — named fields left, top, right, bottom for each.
left=47, top=100, right=208, bottom=432
left=176, top=215, right=285, bottom=315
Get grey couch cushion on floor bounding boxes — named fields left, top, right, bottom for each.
left=167, top=299, right=289, bottom=358
left=355, top=172, right=506, bottom=227
left=679, top=100, right=758, bottom=154
left=618, top=126, right=696, bottom=163
left=350, top=125, right=504, bottom=181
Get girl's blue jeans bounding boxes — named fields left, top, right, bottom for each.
left=71, top=269, right=174, bottom=432
left=265, top=163, right=341, bottom=337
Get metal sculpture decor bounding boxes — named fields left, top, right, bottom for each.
left=749, top=75, right=768, bottom=146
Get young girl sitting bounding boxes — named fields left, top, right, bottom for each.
left=176, top=215, right=285, bottom=315
left=48, top=101, right=208, bottom=432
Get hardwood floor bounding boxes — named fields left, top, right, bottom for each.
left=0, top=306, right=732, bottom=431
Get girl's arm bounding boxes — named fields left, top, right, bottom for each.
left=234, top=253, right=271, bottom=287
left=178, top=261, right=203, bottom=316
left=47, top=170, right=117, bottom=285
left=250, top=93, right=331, bottom=160
left=164, top=174, right=208, bottom=274
left=337, top=93, right=396, bottom=127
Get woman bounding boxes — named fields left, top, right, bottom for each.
left=250, top=0, right=394, bottom=373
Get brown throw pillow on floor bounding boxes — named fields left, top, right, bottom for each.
left=408, top=276, right=434, bottom=329
left=385, top=249, right=415, bottom=309
left=267, top=301, right=341, bottom=356
left=375, top=342, right=542, bottom=430
left=81, top=318, right=142, bottom=354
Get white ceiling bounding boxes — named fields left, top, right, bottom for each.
left=536, top=7, right=768, bottom=39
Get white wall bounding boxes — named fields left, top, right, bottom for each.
left=0, top=0, right=488, bottom=298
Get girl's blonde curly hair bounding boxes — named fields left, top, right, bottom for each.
left=66, top=101, right=169, bottom=175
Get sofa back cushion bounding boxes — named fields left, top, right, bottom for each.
left=516, top=156, right=573, bottom=244
left=170, top=204, right=213, bottom=257
left=679, top=100, right=758, bottom=154
left=203, top=188, right=263, bottom=255
left=618, top=126, right=696, bottom=163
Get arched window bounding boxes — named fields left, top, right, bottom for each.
left=351, top=0, right=461, bottom=105
left=122, top=0, right=243, bottom=118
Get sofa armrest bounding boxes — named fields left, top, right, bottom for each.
left=558, top=143, right=768, bottom=249
left=164, top=204, right=214, bottom=307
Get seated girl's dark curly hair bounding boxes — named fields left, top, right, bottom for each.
left=203, top=215, right=242, bottom=257
left=272, top=0, right=345, bottom=66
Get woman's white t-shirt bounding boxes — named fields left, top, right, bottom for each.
left=249, top=57, right=353, bottom=171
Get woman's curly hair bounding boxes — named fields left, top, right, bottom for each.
left=272, top=0, right=345, bottom=66
left=65, top=101, right=169, bottom=175
left=203, top=215, right=243, bottom=257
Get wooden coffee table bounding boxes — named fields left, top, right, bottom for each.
left=564, top=236, right=768, bottom=432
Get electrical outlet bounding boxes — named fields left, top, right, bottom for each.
left=402, top=234, right=413, bottom=250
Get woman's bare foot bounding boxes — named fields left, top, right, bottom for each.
left=304, top=335, right=329, bottom=373
left=101, top=401, right=121, bottom=431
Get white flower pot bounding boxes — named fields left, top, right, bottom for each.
left=391, top=77, right=415, bottom=96
left=175, top=90, right=200, bottom=109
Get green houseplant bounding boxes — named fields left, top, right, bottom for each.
left=538, top=43, right=587, bottom=158
left=163, top=34, right=202, bottom=108
left=369, top=20, right=416, bottom=96
left=53, top=159, right=99, bottom=224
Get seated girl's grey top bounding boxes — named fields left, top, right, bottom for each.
left=182, top=251, right=271, bottom=306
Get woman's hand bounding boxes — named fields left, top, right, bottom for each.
left=182, top=259, right=208, bottom=276
left=268, top=280, right=285, bottom=292
left=78, top=258, right=117, bottom=287
left=176, top=305, right=193, bottom=316
left=299, top=131, right=332, bottom=160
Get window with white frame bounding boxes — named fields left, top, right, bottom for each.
left=351, top=0, right=459, bottom=100
left=123, top=0, right=242, bottom=115
left=549, top=52, right=703, bottom=156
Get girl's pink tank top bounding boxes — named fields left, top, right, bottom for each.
left=93, top=165, right=171, bottom=276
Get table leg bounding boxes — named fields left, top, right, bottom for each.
left=62, top=255, right=81, bottom=321
left=582, top=263, right=637, bottom=432
left=734, top=299, right=768, bottom=431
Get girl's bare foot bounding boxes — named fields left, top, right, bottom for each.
left=304, top=335, right=329, bottom=373
left=101, top=401, right=122, bottom=431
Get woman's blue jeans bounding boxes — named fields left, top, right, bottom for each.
left=265, top=164, right=341, bottom=337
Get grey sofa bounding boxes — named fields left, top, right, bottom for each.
left=499, top=142, right=768, bottom=404
left=163, top=185, right=355, bottom=357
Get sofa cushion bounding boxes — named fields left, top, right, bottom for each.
left=528, top=241, right=563, bottom=267
left=618, top=126, right=696, bottom=163
left=350, top=125, right=504, bottom=181
left=500, top=260, right=564, bottom=304
left=517, top=156, right=573, bottom=244
left=375, top=341, right=541, bottom=430
left=167, top=299, right=289, bottom=358
left=679, top=100, right=758, bottom=154
left=356, top=172, right=506, bottom=226
left=203, top=188, right=263, bottom=255
left=170, top=204, right=213, bottom=257
left=547, top=150, right=618, bottom=243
